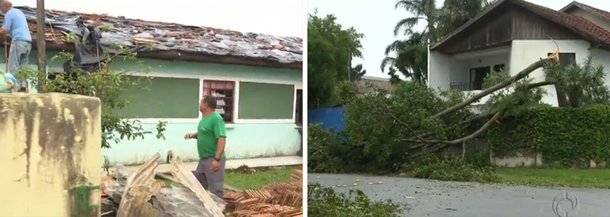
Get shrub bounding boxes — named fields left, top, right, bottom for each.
left=402, top=154, right=498, bottom=182
left=490, top=105, right=610, bottom=166
left=308, top=124, right=354, bottom=173
left=308, top=183, right=401, bottom=217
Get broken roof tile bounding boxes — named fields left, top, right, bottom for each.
left=1, top=6, right=302, bottom=67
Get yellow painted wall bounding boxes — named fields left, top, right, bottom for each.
left=0, top=93, right=101, bottom=217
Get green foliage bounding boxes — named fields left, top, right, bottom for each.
left=308, top=12, right=364, bottom=107
left=490, top=105, right=610, bottom=166
left=307, top=124, right=354, bottom=173
left=337, top=81, right=475, bottom=171
left=545, top=56, right=610, bottom=107
left=386, top=0, right=489, bottom=83
left=480, top=68, right=546, bottom=116
left=381, top=32, right=428, bottom=84
left=308, top=183, right=401, bottom=217
left=19, top=48, right=166, bottom=148
left=402, top=154, right=498, bottom=182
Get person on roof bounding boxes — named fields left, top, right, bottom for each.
left=0, top=1, right=32, bottom=92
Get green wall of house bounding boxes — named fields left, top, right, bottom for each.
left=0, top=48, right=303, bottom=164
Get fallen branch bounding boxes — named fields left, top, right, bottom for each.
left=434, top=58, right=553, bottom=118
left=403, top=112, right=501, bottom=145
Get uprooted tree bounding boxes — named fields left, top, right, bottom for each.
left=313, top=48, right=567, bottom=172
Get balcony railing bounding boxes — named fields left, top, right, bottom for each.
left=450, top=81, right=471, bottom=91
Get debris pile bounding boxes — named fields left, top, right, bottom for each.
left=224, top=169, right=303, bottom=217
left=101, top=154, right=226, bottom=217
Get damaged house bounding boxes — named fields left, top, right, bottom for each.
left=0, top=7, right=303, bottom=164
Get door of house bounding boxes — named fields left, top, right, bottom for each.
left=470, top=66, right=491, bottom=90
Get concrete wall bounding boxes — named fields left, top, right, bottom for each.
left=590, top=48, right=610, bottom=88
left=429, top=51, right=451, bottom=90
left=0, top=93, right=101, bottom=217
left=104, top=58, right=303, bottom=164
left=510, top=40, right=592, bottom=106
left=103, top=122, right=301, bottom=164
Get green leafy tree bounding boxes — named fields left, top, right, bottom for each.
left=437, top=0, right=488, bottom=40
left=308, top=12, right=364, bottom=108
left=385, top=0, right=489, bottom=83
left=381, top=31, right=428, bottom=84
left=17, top=43, right=166, bottom=148
left=545, top=56, right=610, bottom=107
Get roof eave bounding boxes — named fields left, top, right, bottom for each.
left=431, top=0, right=510, bottom=51
left=559, top=1, right=581, bottom=12
left=5, top=40, right=302, bottom=70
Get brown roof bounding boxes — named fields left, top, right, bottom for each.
left=432, top=0, right=610, bottom=50
left=560, top=1, right=610, bottom=22
left=0, top=6, right=302, bottom=69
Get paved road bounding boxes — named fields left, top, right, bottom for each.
left=309, top=173, right=610, bottom=217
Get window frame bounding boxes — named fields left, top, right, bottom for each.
left=202, top=79, right=236, bottom=123
left=121, top=72, right=301, bottom=125
left=548, top=52, right=576, bottom=68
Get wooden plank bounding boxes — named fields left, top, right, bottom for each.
left=169, top=156, right=225, bottom=217
left=116, top=153, right=161, bottom=217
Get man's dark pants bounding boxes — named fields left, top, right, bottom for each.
left=193, top=158, right=226, bottom=198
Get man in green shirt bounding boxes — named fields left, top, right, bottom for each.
left=184, top=96, right=227, bottom=198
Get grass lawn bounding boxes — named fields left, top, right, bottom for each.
left=495, top=168, right=610, bottom=188
left=224, top=166, right=299, bottom=190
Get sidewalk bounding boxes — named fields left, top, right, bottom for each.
left=122, top=156, right=303, bottom=173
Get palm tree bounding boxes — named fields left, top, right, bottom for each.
left=437, top=0, right=489, bottom=40
left=384, top=0, right=491, bottom=84
left=393, top=0, right=438, bottom=42
left=381, top=31, right=428, bottom=84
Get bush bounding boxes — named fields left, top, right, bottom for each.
left=403, top=155, right=498, bottom=182
left=308, top=124, right=354, bottom=173
left=490, top=105, right=610, bottom=166
left=308, top=183, right=401, bottom=217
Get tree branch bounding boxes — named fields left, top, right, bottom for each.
left=433, top=58, right=554, bottom=118
left=378, top=105, right=427, bottom=142
left=403, top=112, right=501, bottom=145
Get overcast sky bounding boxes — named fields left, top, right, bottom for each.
left=10, top=0, right=304, bottom=37
left=308, top=0, right=610, bottom=78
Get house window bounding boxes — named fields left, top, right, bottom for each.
left=548, top=52, right=576, bottom=68
left=470, top=66, right=491, bottom=90
left=493, top=64, right=506, bottom=72
left=203, top=80, right=235, bottom=122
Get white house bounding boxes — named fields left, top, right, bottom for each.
left=428, top=0, right=610, bottom=106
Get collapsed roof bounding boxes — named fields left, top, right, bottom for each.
left=0, top=7, right=303, bottom=69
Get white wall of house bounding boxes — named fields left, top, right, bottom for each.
left=430, top=46, right=510, bottom=91
left=429, top=51, right=451, bottom=90
left=510, top=40, right=592, bottom=106
left=430, top=41, right=610, bottom=106
left=590, top=48, right=610, bottom=88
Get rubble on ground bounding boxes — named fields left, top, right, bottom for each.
left=100, top=156, right=303, bottom=217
